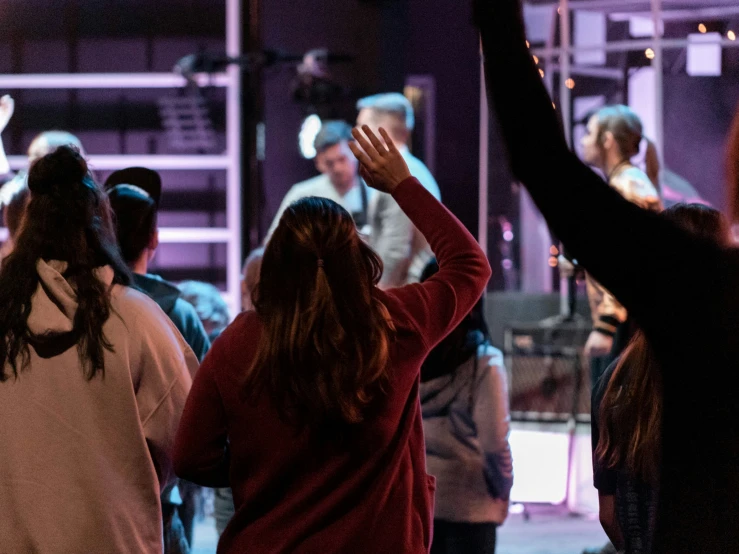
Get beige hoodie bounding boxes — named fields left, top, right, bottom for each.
left=0, top=260, right=196, bottom=554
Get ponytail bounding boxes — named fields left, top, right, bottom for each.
left=644, top=137, right=661, bottom=196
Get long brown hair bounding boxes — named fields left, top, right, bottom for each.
left=0, top=146, right=130, bottom=381
left=595, top=105, right=660, bottom=191
left=245, top=196, right=395, bottom=429
left=596, top=204, right=730, bottom=483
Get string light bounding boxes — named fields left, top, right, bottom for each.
left=645, top=48, right=655, bottom=60
left=533, top=55, right=539, bottom=64
left=550, top=245, right=560, bottom=256
left=729, top=30, right=737, bottom=41
left=526, top=40, right=530, bottom=48
left=548, top=257, right=558, bottom=268
left=565, top=78, right=575, bottom=89
left=539, top=68, right=545, bottom=78
left=698, top=23, right=707, bottom=33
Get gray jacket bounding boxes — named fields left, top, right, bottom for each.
left=420, top=344, right=513, bottom=524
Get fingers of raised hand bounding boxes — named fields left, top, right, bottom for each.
left=378, top=127, right=398, bottom=153
left=361, top=125, right=388, bottom=155
left=348, top=140, right=373, bottom=168
left=351, top=127, right=377, bottom=161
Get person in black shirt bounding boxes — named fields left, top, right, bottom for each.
left=474, top=0, right=739, bottom=551
left=592, top=204, right=731, bottom=554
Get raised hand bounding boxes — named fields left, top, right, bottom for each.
left=349, top=125, right=411, bottom=194
left=0, top=95, right=15, bottom=134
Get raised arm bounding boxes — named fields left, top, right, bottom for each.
left=473, top=0, right=724, bottom=349
left=350, top=126, right=491, bottom=349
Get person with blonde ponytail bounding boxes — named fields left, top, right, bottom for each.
left=578, top=105, right=663, bottom=385
left=173, top=126, right=491, bottom=554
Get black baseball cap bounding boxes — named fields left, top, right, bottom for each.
left=104, top=167, right=162, bottom=206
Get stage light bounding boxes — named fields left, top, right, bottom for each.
left=645, top=48, right=655, bottom=60
left=698, top=23, right=707, bottom=34
left=729, top=30, right=737, bottom=41
left=539, top=68, right=545, bottom=78
left=503, top=230, right=514, bottom=242
left=298, top=114, right=322, bottom=159
left=565, top=78, right=575, bottom=89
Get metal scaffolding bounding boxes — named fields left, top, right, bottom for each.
left=480, top=0, right=739, bottom=291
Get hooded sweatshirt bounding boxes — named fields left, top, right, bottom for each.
left=0, top=259, right=197, bottom=554
left=420, top=344, right=513, bottom=524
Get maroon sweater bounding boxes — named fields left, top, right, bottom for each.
left=173, top=178, right=491, bottom=553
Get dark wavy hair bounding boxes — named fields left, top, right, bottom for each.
left=0, top=146, right=131, bottom=381
left=596, top=204, right=730, bottom=483
left=245, top=196, right=395, bottom=430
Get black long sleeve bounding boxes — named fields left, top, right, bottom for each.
left=475, top=1, right=739, bottom=552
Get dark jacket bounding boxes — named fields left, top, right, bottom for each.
left=133, top=273, right=210, bottom=364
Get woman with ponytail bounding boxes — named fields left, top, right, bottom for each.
left=173, top=126, right=491, bottom=554
left=0, top=146, right=197, bottom=553
left=592, top=204, right=731, bottom=553
left=579, top=105, right=663, bottom=386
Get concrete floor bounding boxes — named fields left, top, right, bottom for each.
left=190, top=508, right=609, bottom=554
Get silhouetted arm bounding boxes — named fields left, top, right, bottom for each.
left=473, top=0, right=724, bottom=352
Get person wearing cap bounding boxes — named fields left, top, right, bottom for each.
left=356, top=93, right=441, bottom=284
left=105, top=167, right=210, bottom=552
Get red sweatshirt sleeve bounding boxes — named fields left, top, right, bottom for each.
left=173, top=339, right=231, bottom=488
left=387, top=177, right=491, bottom=349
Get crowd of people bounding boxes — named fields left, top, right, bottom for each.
left=0, top=1, right=738, bottom=553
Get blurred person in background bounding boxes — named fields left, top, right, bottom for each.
left=178, top=281, right=231, bottom=343
left=267, top=121, right=412, bottom=288
left=357, top=93, right=441, bottom=284
left=0, top=94, right=85, bottom=262
left=420, top=260, right=512, bottom=554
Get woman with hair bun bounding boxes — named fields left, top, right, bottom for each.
left=0, top=146, right=197, bottom=553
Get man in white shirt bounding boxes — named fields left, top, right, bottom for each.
left=266, top=120, right=411, bottom=287
left=356, top=93, right=441, bottom=283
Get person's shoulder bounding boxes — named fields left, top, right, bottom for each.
left=288, top=174, right=331, bottom=197
left=612, top=167, right=658, bottom=201
left=480, top=343, right=504, bottom=366
left=402, top=152, right=440, bottom=199
left=110, top=284, right=175, bottom=332
left=213, top=310, right=261, bottom=351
